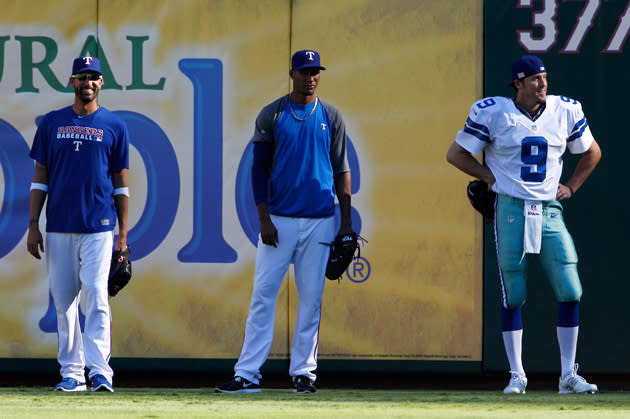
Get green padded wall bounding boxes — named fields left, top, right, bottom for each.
left=483, top=0, right=628, bottom=374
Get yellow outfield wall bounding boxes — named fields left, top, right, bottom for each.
left=0, top=0, right=483, bottom=361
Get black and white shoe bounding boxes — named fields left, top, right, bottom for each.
left=215, top=376, right=261, bottom=393
left=293, top=376, right=316, bottom=394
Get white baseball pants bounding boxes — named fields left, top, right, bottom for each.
left=46, top=232, right=114, bottom=383
left=235, top=215, right=335, bottom=384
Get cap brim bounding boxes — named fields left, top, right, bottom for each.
left=293, top=64, right=326, bottom=71
left=72, top=67, right=103, bottom=76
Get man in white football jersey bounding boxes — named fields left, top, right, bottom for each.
left=446, top=55, right=601, bottom=394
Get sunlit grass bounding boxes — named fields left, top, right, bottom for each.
left=1, top=388, right=629, bottom=418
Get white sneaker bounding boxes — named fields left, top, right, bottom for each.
left=558, top=364, right=598, bottom=394
left=504, top=371, right=527, bottom=394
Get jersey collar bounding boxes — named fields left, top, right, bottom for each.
left=513, top=99, right=546, bottom=121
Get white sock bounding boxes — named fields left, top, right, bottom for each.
left=502, top=330, right=525, bottom=375
left=557, top=326, right=578, bottom=377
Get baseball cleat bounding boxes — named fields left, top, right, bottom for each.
left=90, top=374, right=114, bottom=392
left=558, top=364, right=597, bottom=394
left=293, top=375, right=317, bottom=394
left=215, top=376, right=261, bottom=393
left=503, top=371, right=527, bottom=394
left=53, top=377, right=87, bottom=392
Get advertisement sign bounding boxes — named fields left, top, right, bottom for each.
left=0, top=0, right=482, bottom=361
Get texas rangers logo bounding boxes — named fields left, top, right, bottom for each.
left=305, top=51, right=315, bottom=61
left=83, top=56, right=94, bottom=66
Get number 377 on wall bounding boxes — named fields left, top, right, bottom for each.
left=517, top=0, right=630, bottom=53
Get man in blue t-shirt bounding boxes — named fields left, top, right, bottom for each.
left=216, top=50, right=352, bottom=394
left=27, top=56, right=130, bottom=393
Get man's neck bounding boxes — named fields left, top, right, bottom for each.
left=514, top=98, right=543, bottom=115
left=514, top=98, right=546, bottom=120
left=73, top=101, right=99, bottom=116
left=290, top=92, right=316, bottom=105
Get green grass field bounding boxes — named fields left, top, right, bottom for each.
left=1, top=388, right=629, bottom=418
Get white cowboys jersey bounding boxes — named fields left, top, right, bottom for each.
left=455, top=95, right=594, bottom=201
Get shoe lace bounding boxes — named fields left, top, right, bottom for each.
left=296, top=376, right=310, bottom=386
left=509, top=371, right=526, bottom=385
left=564, top=364, right=588, bottom=386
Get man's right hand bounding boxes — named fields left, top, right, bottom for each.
left=259, top=218, right=278, bottom=247
left=27, top=226, right=44, bottom=259
left=256, top=202, right=278, bottom=247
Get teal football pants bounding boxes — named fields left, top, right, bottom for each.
left=494, top=194, right=582, bottom=310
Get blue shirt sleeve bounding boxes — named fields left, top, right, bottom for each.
left=252, top=141, right=273, bottom=204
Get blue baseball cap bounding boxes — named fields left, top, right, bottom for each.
left=71, top=56, right=102, bottom=76
left=291, top=50, right=326, bottom=71
left=507, top=55, right=546, bottom=87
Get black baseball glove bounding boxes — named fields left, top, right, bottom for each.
left=467, top=180, right=497, bottom=220
left=323, top=232, right=367, bottom=281
left=108, top=247, right=132, bottom=297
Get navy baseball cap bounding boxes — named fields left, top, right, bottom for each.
left=291, top=50, right=326, bottom=71
left=71, top=56, right=102, bottom=75
left=507, top=55, right=546, bottom=87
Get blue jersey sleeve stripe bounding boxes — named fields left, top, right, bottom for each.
left=568, top=118, right=588, bottom=142
left=466, top=117, right=490, bottom=134
left=463, top=118, right=491, bottom=143
left=571, top=117, right=587, bottom=134
left=463, top=126, right=491, bottom=143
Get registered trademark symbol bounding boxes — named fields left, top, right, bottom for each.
left=347, top=256, right=371, bottom=283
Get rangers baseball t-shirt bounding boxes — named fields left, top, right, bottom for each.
left=30, top=105, right=129, bottom=233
